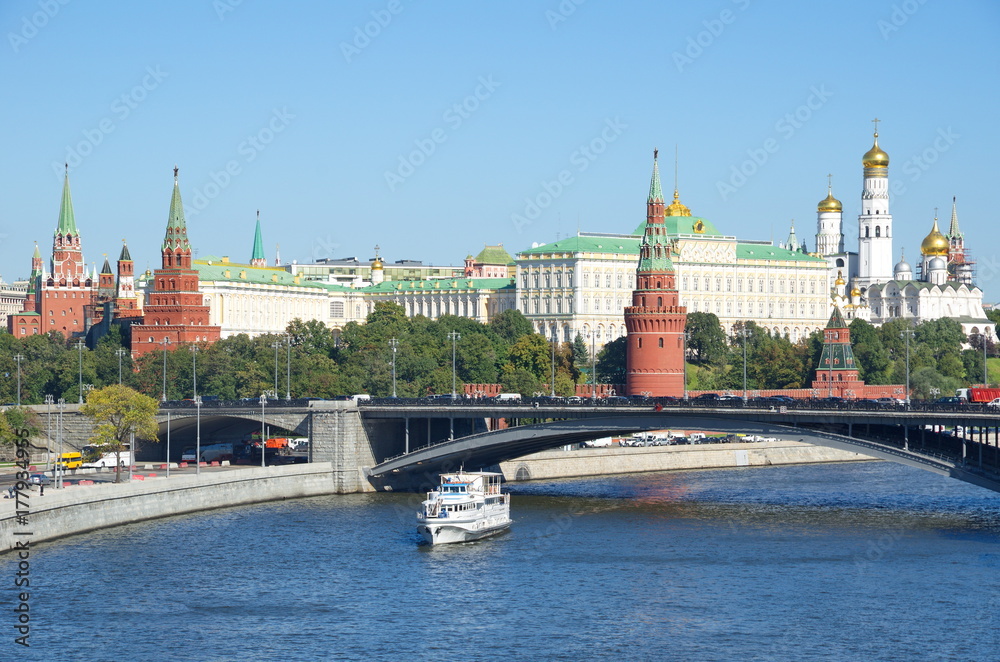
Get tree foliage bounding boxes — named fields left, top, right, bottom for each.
left=80, top=385, right=159, bottom=482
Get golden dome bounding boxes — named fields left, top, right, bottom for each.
left=920, top=218, right=949, bottom=256
left=862, top=132, right=889, bottom=169
left=850, top=283, right=861, bottom=297
left=371, top=258, right=384, bottom=270
left=835, top=270, right=845, bottom=286
left=665, top=189, right=691, bottom=217
left=817, top=189, right=842, bottom=213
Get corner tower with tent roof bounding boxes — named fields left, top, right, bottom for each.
left=624, top=149, right=687, bottom=397
left=8, top=167, right=95, bottom=337
left=130, top=167, right=221, bottom=358
left=811, top=306, right=866, bottom=397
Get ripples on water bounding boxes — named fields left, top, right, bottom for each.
left=6, top=462, right=1000, bottom=661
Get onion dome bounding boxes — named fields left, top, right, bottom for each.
left=850, top=283, right=861, bottom=297
left=371, top=257, right=384, bottom=270
left=929, top=256, right=946, bottom=271
left=817, top=188, right=842, bottom=213
left=835, top=270, right=846, bottom=286
left=920, top=217, right=949, bottom=256
left=893, top=249, right=912, bottom=278
left=862, top=132, right=889, bottom=169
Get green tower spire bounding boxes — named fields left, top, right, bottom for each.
left=648, top=148, right=664, bottom=203
left=56, top=165, right=78, bottom=235
left=162, top=166, right=191, bottom=253
left=250, top=210, right=265, bottom=264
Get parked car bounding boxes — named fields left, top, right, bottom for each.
left=30, top=474, right=51, bottom=485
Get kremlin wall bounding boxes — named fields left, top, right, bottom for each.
left=5, top=126, right=995, bottom=399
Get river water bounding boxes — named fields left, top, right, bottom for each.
left=6, top=461, right=1000, bottom=661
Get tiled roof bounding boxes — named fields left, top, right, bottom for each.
left=473, top=245, right=515, bottom=266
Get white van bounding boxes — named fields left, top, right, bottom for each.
left=349, top=394, right=371, bottom=403
left=496, top=393, right=522, bottom=402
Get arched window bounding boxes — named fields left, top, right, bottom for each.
left=875, top=226, right=881, bottom=237
left=657, top=296, right=662, bottom=307
left=638, top=338, right=642, bottom=349
left=658, top=337, right=664, bottom=348
left=865, top=227, right=870, bottom=238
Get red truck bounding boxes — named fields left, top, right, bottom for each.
left=956, top=388, right=1000, bottom=403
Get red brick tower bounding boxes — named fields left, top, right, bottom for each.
left=811, top=306, right=865, bottom=397
left=114, top=241, right=141, bottom=318
left=130, top=167, right=220, bottom=358
left=8, top=168, right=94, bottom=337
left=625, top=150, right=687, bottom=397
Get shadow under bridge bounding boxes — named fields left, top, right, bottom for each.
left=368, top=413, right=1000, bottom=494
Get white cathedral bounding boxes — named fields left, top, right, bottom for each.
left=812, top=124, right=993, bottom=340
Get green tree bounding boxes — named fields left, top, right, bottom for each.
left=570, top=334, right=590, bottom=381
left=849, top=318, right=892, bottom=384
left=489, top=310, right=534, bottom=344
left=80, top=385, right=159, bottom=482
left=685, top=312, right=728, bottom=366
left=595, top=336, right=627, bottom=384
left=506, top=334, right=550, bottom=380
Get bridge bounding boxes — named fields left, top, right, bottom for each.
left=32, top=398, right=1000, bottom=494
left=361, top=400, right=1000, bottom=493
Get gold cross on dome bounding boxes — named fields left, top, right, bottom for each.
left=872, top=117, right=880, bottom=134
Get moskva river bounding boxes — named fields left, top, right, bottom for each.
left=6, top=461, right=1000, bottom=661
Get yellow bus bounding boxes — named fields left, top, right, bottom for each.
left=56, top=452, right=83, bottom=470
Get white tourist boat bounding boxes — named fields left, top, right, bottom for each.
left=417, top=471, right=511, bottom=545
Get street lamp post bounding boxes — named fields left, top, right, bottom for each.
left=983, top=332, right=989, bottom=386
left=741, top=325, right=748, bottom=402
left=194, top=395, right=202, bottom=476
left=166, top=411, right=171, bottom=478
left=189, top=345, right=199, bottom=400
left=160, top=338, right=171, bottom=402
left=56, top=398, right=65, bottom=489
left=13, top=354, right=23, bottom=407
left=115, top=347, right=127, bottom=385
left=44, top=394, right=53, bottom=476
left=588, top=331, right=597, bottom=403
left=272, top=340, right=281, bottom=396
left=285, top=335, right=292, bottom=400
left=901, top=327, right=914, bottom=407
left=259, top=392, right=273, bottom=468
left=447, top=331, right=461, bottom=397
left=550, top=331, right=557, bottom=397
left=75, top=340, right=85, bottom=404
left=389, top=338, right=399, bottom=398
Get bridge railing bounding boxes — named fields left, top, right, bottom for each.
left=359, top=395, right=1000, bottom=415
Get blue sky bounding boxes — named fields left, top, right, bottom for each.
left=3, top=0, right=998, bottom=302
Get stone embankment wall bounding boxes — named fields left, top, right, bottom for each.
left=0, top=463, right=338, bottom=551
left=500, top=440, right=870, bottom=482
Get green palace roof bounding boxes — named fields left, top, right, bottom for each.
left=365, top=277, right=515, bottom=293
left=736, top=243, right=826, bottom=263
left=473, top=245, right=515, bottom=265
left=630, top=215, right=725, bottom=237
left=194, top=261, right=328, bottom=290
left=518, top=235, right=641, bottom=256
